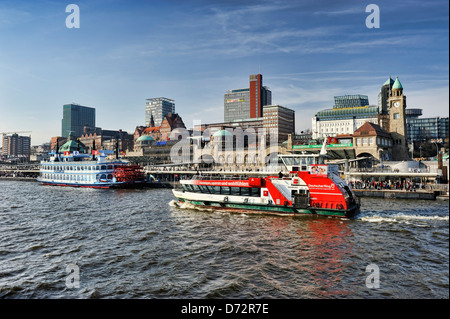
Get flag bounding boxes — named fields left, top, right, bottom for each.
left=93, top=150, right=99, bottom=155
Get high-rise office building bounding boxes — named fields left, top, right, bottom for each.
left=334, top=95, right=369, bottom=109
left=406, top=108, right=449, bottom=143
left=61, top=104, right=96, bottom=138
left=224, top=74, right=271, bottom=122
left=145, top=97, right=175, bottom=127
left=263, top=105, right=295, bottom=143
left=2, top=134, right=31, bottom=157
left=378, top=76, right=394, bottom=115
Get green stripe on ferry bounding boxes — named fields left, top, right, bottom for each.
left=182, top=199, right=347, bottom=217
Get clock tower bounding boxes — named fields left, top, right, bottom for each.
left=388, top=77, right=409, bottom=161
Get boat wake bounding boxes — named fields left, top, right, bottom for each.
left=169, top=200, right=221, bottom=213
left=358, top=213, right=449, bottom=224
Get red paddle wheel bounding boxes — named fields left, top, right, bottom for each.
left=114, top=165, right=146, bottom=183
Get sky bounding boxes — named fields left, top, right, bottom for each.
left=0, top=0, right=448, bottom=145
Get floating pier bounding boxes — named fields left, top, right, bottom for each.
left=353, top=189, right=441, bottom=200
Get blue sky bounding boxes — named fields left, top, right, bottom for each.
left=0, top=0, right=448, bottom=145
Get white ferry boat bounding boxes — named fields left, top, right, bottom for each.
left=37, top=151, right=146, bottom=188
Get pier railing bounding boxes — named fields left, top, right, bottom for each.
left=425, top=183, right=449, bottom=194
left=348, top=167, right=441, bottom=174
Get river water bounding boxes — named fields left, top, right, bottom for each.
left=0, top=181, right=448, bottom=299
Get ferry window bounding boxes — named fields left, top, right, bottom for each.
left=199, top=185, right=210, bottom=193
left=230, top=187, right=240, bottom=196
left=207, top=186, right=217, bottom=194
left=100, top=174, right=106, bottom=180
left=107, top=165, right=113, bottom=170
left=192, top=185, right=201, bottom=193
left=107, top=174, right=113, bottom=180
left=221, top=186, right=230, bottom=195
left=241, top=187, right=250, bottom=196
left=96, top=166, right=100, bottom=170
left=182, top=185, right=189, bottom=192
left=101, top=165, right=106, bottom=170
left=212, top=186, right=221, bottom=194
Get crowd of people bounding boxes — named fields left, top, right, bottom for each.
left=349, top=179, right=427, bottom=191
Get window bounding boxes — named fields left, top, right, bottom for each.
left=229, top=187, right=240, bottom=196
left=251, top=188, right=260, bottom=197
left=393, top=113, right=400, bottom=119
left=241, top=187, right=250, bottom=196
left=199, top=185, right=210, bottom=193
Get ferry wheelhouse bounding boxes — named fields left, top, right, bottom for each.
left=172, top=153, right=360, bottom=218
left=37, top=151, right=146, bottom=188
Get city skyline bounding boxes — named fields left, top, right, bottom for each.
left=0, top=0, right=448, bottom=145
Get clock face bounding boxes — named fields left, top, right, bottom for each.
left=394, top=101, right=400, bottom=107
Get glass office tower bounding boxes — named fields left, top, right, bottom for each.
left=145, top=97, right=175, bottom=127
left=61, top=104, right=96, bottom=138
left=333, top=95, right=369, bottom=109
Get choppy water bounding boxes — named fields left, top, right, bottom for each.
left=0, top=181, right=448, bottom=299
